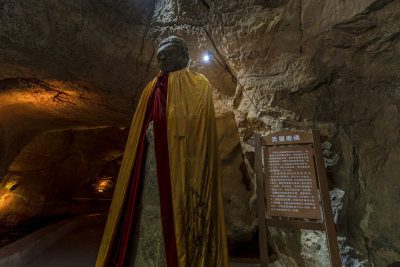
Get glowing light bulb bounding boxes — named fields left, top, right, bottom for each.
left=202, top=53, right=211, bottom=63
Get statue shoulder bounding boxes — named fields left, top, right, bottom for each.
left=187, top=70, right=211, bottom=86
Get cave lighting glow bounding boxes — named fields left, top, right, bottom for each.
left=0, top=193, right=15, bottom=210
left=202, top=53, right=211, bottom=63
left=97, top=181, right=108, bottom=192
left=95, top=178, right=112, bottom=192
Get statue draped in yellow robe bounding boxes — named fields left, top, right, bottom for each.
left=96, top=68, right=229, bottom=267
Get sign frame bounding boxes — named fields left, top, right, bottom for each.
left=254, top=130, right=341, bottom=267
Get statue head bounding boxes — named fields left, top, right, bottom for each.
left=156, top=36, right=190, bottom=73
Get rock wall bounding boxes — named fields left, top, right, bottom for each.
left=0, top=0, right=399, bottom=266
left=206, top=0, right=400, bottom=265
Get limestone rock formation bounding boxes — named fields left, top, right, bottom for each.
left=206, top=0, right=400, bottom=265
left=0, top=0, right=399, bottom=266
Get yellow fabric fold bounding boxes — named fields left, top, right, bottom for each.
left=95, top=77, right=157, bottom=267
left=167, top=69, right=228, bottom=266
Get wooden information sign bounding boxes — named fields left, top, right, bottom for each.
left=254, top=130, right=341, bottom=267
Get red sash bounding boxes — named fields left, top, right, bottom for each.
left=110, top=73, right=178, bottom=267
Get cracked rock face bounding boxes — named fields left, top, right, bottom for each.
left=1, top=0, right=400, bottom=266
left=206, top=0, right=400, bottom=265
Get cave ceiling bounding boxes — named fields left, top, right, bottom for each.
left=1, top=0, right=400, bottom=266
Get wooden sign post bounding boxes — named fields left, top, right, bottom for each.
left=254, top=130, right=341, bottom=267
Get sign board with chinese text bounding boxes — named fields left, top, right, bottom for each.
left=254, top=130, right=341, bottom=267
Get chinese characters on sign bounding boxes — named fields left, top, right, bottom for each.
left=271, top=134, right=300, bottom=143
left=264, top=145, right=322, bottom=219
left=263, top=131, right=313, bottom=146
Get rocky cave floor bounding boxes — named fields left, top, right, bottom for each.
left=0, top=214, right=267, bottom=267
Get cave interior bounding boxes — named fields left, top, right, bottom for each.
left=0, top=0, right=400, bottom=266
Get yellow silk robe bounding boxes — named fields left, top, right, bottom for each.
left=96, top=69, right=229, bottom=266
